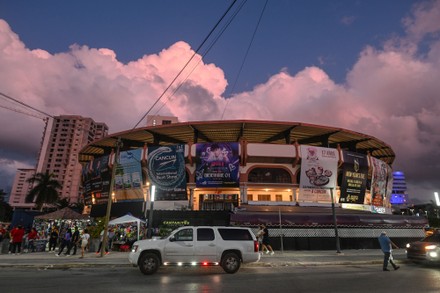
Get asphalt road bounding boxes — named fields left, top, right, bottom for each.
left=1, top=262, right=439, bottom=293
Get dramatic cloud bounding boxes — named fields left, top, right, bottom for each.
left=1, top=0, right=440, bottom=203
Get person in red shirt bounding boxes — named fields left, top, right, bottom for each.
left=0, top=224, right=6, bottom=242
left=10, top=225, right=25, bottom=254
left=27, top=227, right=39, bottom=252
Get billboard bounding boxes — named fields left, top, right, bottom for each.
left=370, top=157, right=389, bottom=207
left=299, top=145, right=338, bottom=202
left=82, top=155, right=111, bottom=205
left=195, top=142, right=240, bottom=188
left=114, top=149, right=144, bottom=201
left=147, top=145, right=187, bottom=200
left=339, top=151, right=368, bottom=204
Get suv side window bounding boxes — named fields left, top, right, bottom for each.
left=174, top=228, right=193, bottom=241
left=218, top=228, right=252, bottom=240
left=197, top=228, right=215, bottom=241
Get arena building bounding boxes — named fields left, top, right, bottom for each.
left=79, top=120, right=427, bottom=250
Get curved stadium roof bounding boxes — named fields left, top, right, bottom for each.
left=79, top=120, right=395, bottom=165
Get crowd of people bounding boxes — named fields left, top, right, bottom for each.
left=0, top=223, right=91, bottom=257
left=0, top=221, right=142, bottom=257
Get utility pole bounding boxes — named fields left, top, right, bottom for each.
left=101, top=137, right=122, bottom=257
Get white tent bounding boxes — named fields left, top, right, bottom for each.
left=108, top=214, right=146, bottom=240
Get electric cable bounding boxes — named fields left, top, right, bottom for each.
left=221, top=0, right=269, bottom=120
left=132, top=0, right=239, bottom=129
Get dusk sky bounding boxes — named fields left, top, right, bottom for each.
left=1, top=0, right=439, bottom=204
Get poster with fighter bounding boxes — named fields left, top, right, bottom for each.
left=339, top=151, right=368, bottom=204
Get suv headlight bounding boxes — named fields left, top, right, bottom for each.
left=406, top=243, right=411, bottom=248
left=425, top=245, right=438, bottom=250
left=131, top=245, right=138, bottom=253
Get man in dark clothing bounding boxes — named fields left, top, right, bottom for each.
left=378, top=231, right=400, bottom=271
left=57, top=228, right=72, bottom=256
left=66, top=226, right=80, bottom=255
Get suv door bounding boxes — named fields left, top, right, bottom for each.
left=194, top=228, right=217, bottom=262
left=163, top=228, right=194, bottom=263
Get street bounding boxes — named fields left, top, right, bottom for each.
left=1, top=263, right=439, bottom=293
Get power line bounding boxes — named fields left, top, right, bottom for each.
left=0, top=104, right=46, bottom=120
left=150, top=0, right=248, bottom=118
left=221, top=0, right=269, bottom=120
left=0, top=91, right=54, bottom=118
left=132, top=0, right=239, bottom=129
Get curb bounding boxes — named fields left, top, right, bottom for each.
left=0, top=259, right=411, bottom=269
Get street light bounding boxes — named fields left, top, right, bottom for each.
left=147, top=185, right=156, bottom=238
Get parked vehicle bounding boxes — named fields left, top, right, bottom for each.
left=406, top=231, right=440, bottom=263
left=129, top=226, right=260, bottom=275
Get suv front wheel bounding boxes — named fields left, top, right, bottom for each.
left=221, top=252, right=241, bottom=274
left=139, top=252, right=160, bottom=275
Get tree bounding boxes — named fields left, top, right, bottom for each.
left=26, top=172, right=62, bottom=210
left=0, top=189, right=13, bottom=222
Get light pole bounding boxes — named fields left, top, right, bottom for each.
left=435, top=192, right=440, bottom=219
left=330, top=188, right=341, bottom=253
left=147, top=185, right=156, bottom=239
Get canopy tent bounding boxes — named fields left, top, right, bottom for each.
left=108, top=214, right=145, bottom=240
left=35, top=207, right=89, bottom=220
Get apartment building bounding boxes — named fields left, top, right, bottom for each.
left=9, top=115, right=108, bottom=209
left=8, top=169, right=36, bottom=209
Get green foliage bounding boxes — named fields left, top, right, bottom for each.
left=26, top=172, right=62, bottom=210
left=88, top=217, right=106, bottom=238
left=0, top=189, right=13, bottom=222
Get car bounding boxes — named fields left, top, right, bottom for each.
left=406, top=231, right=440, bottom=263
left=129, top=226, right=260, bottom=275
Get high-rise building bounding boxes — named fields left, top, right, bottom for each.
left=390, top=171, right=409, bottom=205
left=9, top=115, right=108, bottom=209
left=8, top=169, right=36, bottom=209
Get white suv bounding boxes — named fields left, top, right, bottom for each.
left=129, top=226, right=260, bottom=274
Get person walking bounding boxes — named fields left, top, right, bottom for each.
left=96, top=229, right=109, bottom=255
left=66, top=226, right=80, bottom=256
left=262, top=224, right=274, bottom=255
left=48, top=227, right=59, bottom=252
left=256, top=225, right=267, bottom=254
left=79, top=229, right=90, bottom=259
left=56, top=228, right=72, bottom=256
left=378, top=231, right=400, bottom=271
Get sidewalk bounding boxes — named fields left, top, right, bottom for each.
left=0, top=249, right=409, bottom=269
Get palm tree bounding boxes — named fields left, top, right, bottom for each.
left=26, top=172, right=62, bottom=210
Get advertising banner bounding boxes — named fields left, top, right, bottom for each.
left=299, top=145, right=338, bottom=202
left=82, top=155, right=111, bottom=205
left=114, top=149, right=144, bottom=201
left=148, top=145, right=187, bottom=200
left=195, top=142, right=240, bottom=188
left=339, top=151, right=368, bottom=204
left=370, top=157, right=388, bottom=207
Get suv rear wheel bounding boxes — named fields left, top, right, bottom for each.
left=139, top=252, right=160, bottom=275
left=221, top=252, right=241, bottom=274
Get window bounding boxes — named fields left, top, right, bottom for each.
left=173, top=228, right=193, bottom=241
left=248, top=194, right=253, bottom=201
left=218, top=228, right=252, bottom=241
left=275, top=194, right=282, bottom=201
left=197, top=228, right=215, bottom=241
left=248, top=167, right=292, bottom=183
left=258, top=194, right=271, bottom=201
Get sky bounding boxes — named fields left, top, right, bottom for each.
left=0, top=0, right=439, bottom=204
